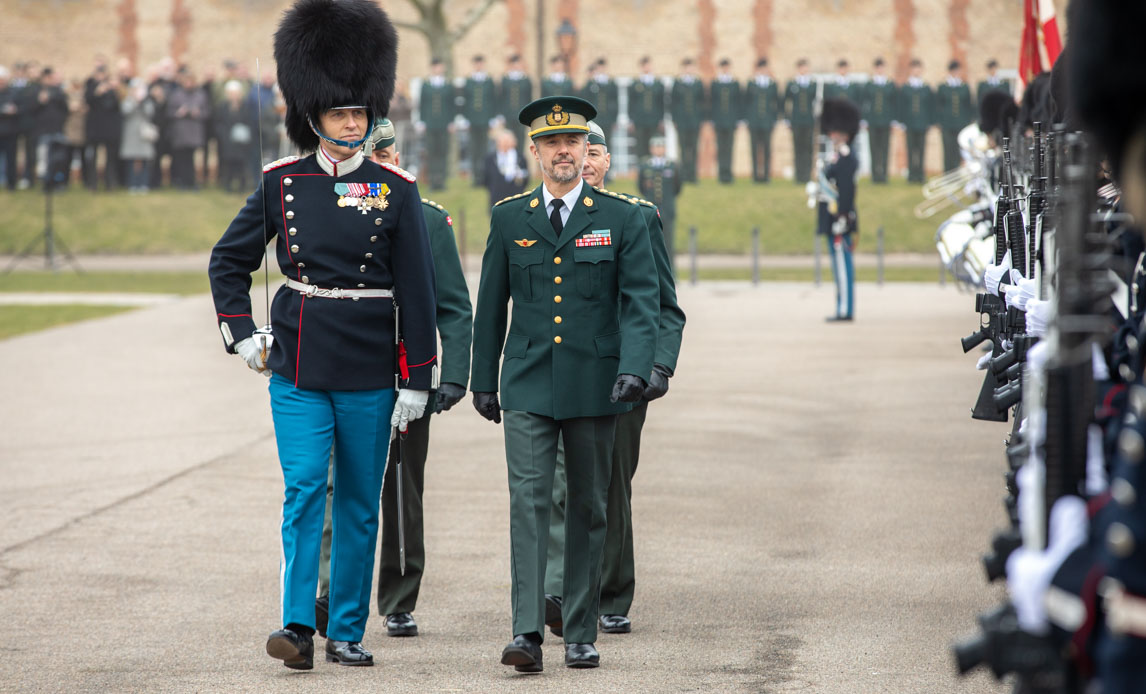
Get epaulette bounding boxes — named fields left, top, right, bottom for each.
left=494, top=191, right=531, bottom=207
left=380, top=161, right=416, bottom=182
left=263, top=155, right=300, bottom=173
left=629, top=195, right=658, bottom=209
left=421, top=197, right=447, bottom=212
left=592, top=186, right=637, bottom=205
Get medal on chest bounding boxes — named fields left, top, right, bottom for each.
left=335, top=182, right=390, bottom=215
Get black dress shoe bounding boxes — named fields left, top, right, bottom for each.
left=500, top=634, right=543, bottom=673
left=325, top=639, right=374, bottom=666
left=266, top=628, right=314, bottom=670
left=599, top=614, right=632, bottom=634
left=314, top=595, right=329, bottom=639
left=564, top=642, right=600, bottom=668
left=385, top=612, right=418, bottom=637
left=544, top=594, right=564, bottom=637
left=825, top=315, right=854, bottom=322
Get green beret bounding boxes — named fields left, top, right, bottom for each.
left=518, top=95, right=597, bottom=139
left=365, top=117, right=396, bottom=154
left=587, top=120, right=607, bottom=147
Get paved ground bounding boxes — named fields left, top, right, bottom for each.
left=0, top=281, right=1009, bottom=693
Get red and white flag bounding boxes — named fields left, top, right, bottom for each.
left=1019, top=0, right=1063, bottom=88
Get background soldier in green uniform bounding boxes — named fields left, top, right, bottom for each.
left=418, top=58, right=454, bottom=190
left=976, top=58, right=1011, bottom=110
left=670, top=58, right=705, bottom=183
left=463, top=55, right=496, bottom=187
left=935, top=59, right=973, bottom=172
left=784, top=58, right=816, bottom=183
left=897, top=58, right=933, bottom=183
left=580, top=59, right=618, bottom=142
left=823, top=59, right=860, bottom=103
left=629, top=56, right=665, bottom=159
left=314, top=118, right=473, bottom=641
left=745, top=57, right=780, bottom=183
left=543, top=121, right=685, bottom=639
left=541, top=55, right=572, bottom=98
left=862, top=57, right=896, bottom=183
left=471, top=96, right=659, bottom=672
left=638, top=135, right=682, bottom=263
left=499, top=54, right=534, bottom=154
left=708, top=58, right=741, bottom=184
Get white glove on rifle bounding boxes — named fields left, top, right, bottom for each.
left=391, top=389, right=429, bottom=433
left=235, top=335, right=271, bottom=377
left=1025, top=299, right=1052, bottom=337
left=1003, top=277, right=1038, bottom=311
left=976, top=352, right=993, bottom=370
left=983, top=262, right=1010, bottom=296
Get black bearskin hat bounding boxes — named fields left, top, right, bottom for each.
left=821, top=97, right=860, bottom=142
left=274, top=0, right=398, bottom=152
left=979, top=90, right=1015, bottom=136
left=1069, top=0, right=1146, bottom=179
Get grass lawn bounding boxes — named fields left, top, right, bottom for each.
left=0, top=271, right=209, bottom=295
left=688, top=265, right=950, bottom=283
left=0, top=305, right=134, bottom=340
left=0, top=177, right=942, bottom=258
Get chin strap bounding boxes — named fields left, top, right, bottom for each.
left=308, top=113, right=374, bottom=150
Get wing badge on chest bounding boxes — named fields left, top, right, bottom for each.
left=514, top=239, right=538, bottom=247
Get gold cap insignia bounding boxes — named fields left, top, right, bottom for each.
left=529, top=198, right=540, bottom=208
left=584, top=197, right=593, bottom=207
left=545, top=104, right=571, bottom=127
left=515, top=239, right=538, bottom=247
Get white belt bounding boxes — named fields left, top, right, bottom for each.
left=285, top=278, right=394, bottom=299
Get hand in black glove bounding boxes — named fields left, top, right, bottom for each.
left=472, top=391, right=502, bottom=423
left=642, top=363, right=672, bottom=401
left=434, top=382, right=467, bottom=413
left=610, top=374, right=647, bottom=403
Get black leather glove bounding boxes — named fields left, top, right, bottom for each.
left=472, top=391, right=502, bottom=423
left=610, top=374, right=647, bottom=403
left=642, top=363, right=672, bottom=401
left=434, top=382, right=467, bottom=413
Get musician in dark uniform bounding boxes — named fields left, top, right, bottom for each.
left=498, top=54, right=534, bottom=153
left=816, top=98, right=860, bottom=322
left=935, top=59, right=973, bottom=172
left=208, top=0, right=437, bottom=670
left=897, top=58, right=933, bottom=183
left=629, top=56, right=665, bottom=159
left=708, top=58, right=741, bottom=184
left=745, top=57, right=780, bottom=183
left=862, top=57, right=897, bottom=183
left=314, top=117, right=472, bottom=641
left=418, top=58, right=454, bottom=190
left=671, top=58, right=705, bottom=183
left=784, top=58, right=816, bottom=183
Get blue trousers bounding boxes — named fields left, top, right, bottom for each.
left=830, top=233, right=855, bottom=318
left=268, top=373, right=395, bottom=642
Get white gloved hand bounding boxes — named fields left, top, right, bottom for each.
left=1003, top=277, right=1038, bottom=311
left=984, top=262, right=1010, bottom=295
left=391, top=389, right=430, bottom=432
left=1025, top=299, right=1052, bottom=337
left=235, top=336, right=271, bottom=377
left=976, top=352, right=993, bottom=370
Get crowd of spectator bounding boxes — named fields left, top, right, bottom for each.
left=0, top=55, right=285, bottom=194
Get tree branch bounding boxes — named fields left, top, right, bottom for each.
left=448, top=0, right=501, bottom=42
left=404, top=0, right=430, bottom=14
left=393, top=19, right=428, bottom=34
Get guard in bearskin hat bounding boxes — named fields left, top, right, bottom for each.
left=207, top=0, right=438, bottom=670
left=817, top=96, right=860, bottom=321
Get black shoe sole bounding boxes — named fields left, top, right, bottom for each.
left=565, top=658, right=600, bottom=669
left=266, top=636, right=313, bottom=670
left=325, top=653, right=374, bottom=666
left=387, top=625, right=418, bottom=637
left=501, top=647, right=542, bottom=673
left=600, top=623, right=631, bottom=634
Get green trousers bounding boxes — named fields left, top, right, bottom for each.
left=425, top=130, right=449, bottom=191
left=678, top=128, right=699, bottom=183
left=749, top=126, right=773, bottom=182
left=792, top=125, right=814, bottom=183
left=869, top=126, right=890, bottom=183
left=319, top=415, right=431, bottom=617
left=941, top=128, right=961, bottom=173
left=906, top=129, right=927, bottom=183
left=715, top=127, right=735, bottom=183
left=634, top=125, right=658, bottom=160
left=546, top=402, right=647, bottom=616
left=503, top=410, right=615, bottom=644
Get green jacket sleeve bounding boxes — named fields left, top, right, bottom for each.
left=425, top=203, right=473, bottom=389
left=642, top=205, right=685, bottom=372
left=616, top=203, right=659, bottom=381
left=470, top=207, right=510, bottom=393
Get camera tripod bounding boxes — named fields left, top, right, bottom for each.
left=4, top=145, right=82, bottom=275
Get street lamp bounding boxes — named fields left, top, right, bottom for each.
left=556, top=18, right=577, bottom=62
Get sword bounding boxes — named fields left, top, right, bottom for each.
left=253, top=57, right=273, bottom=365
left=393, top=301, right=407, bottom=576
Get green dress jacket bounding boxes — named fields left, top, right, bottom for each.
left=671, top=77, right=706, bottom=131
left=745, top=77, right=781, bottom=129
left=421, top=198, right=473, bottom=389
left=784, top=79, right=816, bottom=127
left=862, top=78, right=898, bottom=127
left=471, top=184, right=659, bottom=420
left=897, top=82, right=935, bottom=131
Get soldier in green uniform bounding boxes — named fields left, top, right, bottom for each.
left=784, top=58, right=817, bottom=183
left=580, top=59, right=618, bottom=142
left=823, top=59, right=860, bottom=103
left=541, top=55, right=572, bottom=98
left=862, top=57, right=897, bottom=183
left=418, top=58, right=455, bottom=191
left=638, top=135, right=682, bottom=263
left=629, top=56, right=665, bottom=159
left=542, top=121, right=685, bottom=639
left=708, top=58, right=742, bottom=184
left=499, top=54, right=534, bottom=153
left=745, top=57, right=780, bottom=183
left=976, top=59, right=1011, bottom=110
left=463, top=54, right=496, bottom=187
left=313, top=117, right=473, bottom=641
left=935, top=59, right=973, bottom=172
left=897, top=58, right=933, bottom=183
left=471, top=96, right=659, bottom=672
left=670, top=58, right=705, bottom=183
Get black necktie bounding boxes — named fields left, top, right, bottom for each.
left=550, top=199, right=564, bottom=235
